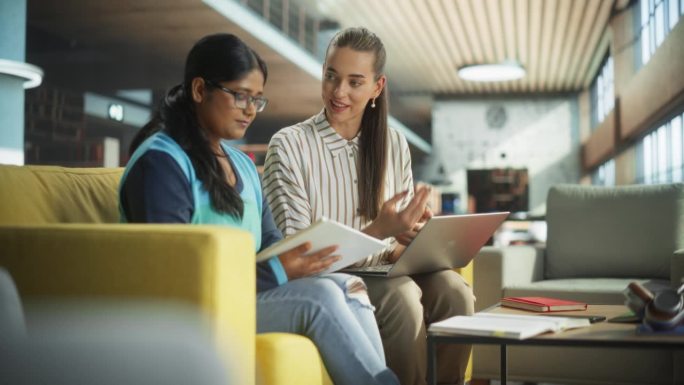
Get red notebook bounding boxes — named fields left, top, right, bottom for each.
left=501, top=296, right=587, bottom=312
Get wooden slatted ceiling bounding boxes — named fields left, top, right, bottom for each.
left=316, top=0, right=616, bottom=94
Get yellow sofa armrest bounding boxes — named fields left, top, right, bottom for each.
left=0, top=223, right=255, bottom=385
left=256, top=333, right=332, bottom=385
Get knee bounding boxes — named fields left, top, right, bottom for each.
left=303, top=278, right=347, bottom=307
left=431, top=271, right=475, bottom=316
left=380, top=279, right=424, bottom=324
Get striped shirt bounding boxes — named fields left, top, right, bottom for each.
left=263, top=109, right=414, bottom=266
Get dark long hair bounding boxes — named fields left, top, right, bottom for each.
left=129, top=33, right=267, bottom=218
left=326, top=27, right=388, bottom=220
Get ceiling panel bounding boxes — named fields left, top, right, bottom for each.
left=316, top=0, right=617, bottom=95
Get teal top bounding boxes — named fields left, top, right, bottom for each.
left=119, top=131, right=287, bottom=291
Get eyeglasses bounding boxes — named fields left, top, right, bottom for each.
left=205, top=79, right=268, bottom=113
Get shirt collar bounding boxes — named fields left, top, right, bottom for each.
left=314, top=109, right=360, bottom=156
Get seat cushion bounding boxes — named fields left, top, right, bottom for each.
left=545, top=183, right=684, bottom=280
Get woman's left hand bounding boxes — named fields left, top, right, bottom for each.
left=395, top=206, right=433, bottom=246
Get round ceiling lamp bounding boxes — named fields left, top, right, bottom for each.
left=458, top=62, right=525, bottom=82
left=0, top=59, right=44, bottom=89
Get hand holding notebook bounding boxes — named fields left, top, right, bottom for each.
left=256, top=218, right=387, bottom=276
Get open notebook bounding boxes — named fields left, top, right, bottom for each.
left=256, top=217, right=386, bottom=275
left=428, top=312, right=591, bottom=340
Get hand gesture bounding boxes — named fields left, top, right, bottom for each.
left=364, top=185, right=432, bottom=240
left=395, top=205, right=433, bottom=246
left=278, top=242, right=340, bottom=280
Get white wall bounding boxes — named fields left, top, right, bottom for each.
left=423, top=97, right=581, bottom=213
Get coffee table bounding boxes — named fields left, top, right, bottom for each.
left=426, top=304, right=684, bottom=385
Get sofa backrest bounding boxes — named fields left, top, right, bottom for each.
left=545, top=183, right=684, bottom=280
left=0, top=165, right=123, bottom=225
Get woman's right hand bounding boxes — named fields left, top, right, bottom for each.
left=364, top=185, right=431, bottom=240
left=278, top=242, right=340, bottom=280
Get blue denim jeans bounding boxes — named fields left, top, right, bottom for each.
left=257, top=273, right=399, bottom=385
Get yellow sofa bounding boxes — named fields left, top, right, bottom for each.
left=0, top=164, right=332, bottom=385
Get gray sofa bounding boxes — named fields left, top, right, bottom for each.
left=472, top=183, right=684, bottom=385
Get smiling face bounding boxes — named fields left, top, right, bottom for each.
left=322, top=46, right=385, bottom=130
left=192, top=68, right=265, bottom=143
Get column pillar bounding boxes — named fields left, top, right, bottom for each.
left=0, top=0, right=42, bottom=165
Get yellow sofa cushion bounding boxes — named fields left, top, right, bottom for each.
left=257, top=333, right=333, bottom=385
left=0, top=165, right=122, bottom=224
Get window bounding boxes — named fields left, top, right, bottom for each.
left=670, top=0, right=681, bottom=28
left=639, top=0, right=681, bottom=67
left=672, top=115, right=683, bottom=181
left=238, top=0, right=321, bottom=57
left=592, top=159, right=616, bottom=186
left=590, top=55, right=614, bottom=128
left=636, top=113, right=684, bottom=183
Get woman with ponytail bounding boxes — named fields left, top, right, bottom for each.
left=264, top=27, right=475, bottom=385
left=120, top=33, right=398, bottom=385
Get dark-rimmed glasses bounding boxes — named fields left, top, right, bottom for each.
left=205, top=79, right=268, bottom=113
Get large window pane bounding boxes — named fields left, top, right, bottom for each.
left=672, top=116, right=683, bottom=182
left=641, top=26, right=651, bottom=64
left=670, top=0, right=680, bottom=29
left=650, top=11, right=657, bottom=51
left=607, top=58, right=614, bottom=112
left=592, top=159, right=615, bottom=186
left=658, top=125, right=668, bottom=183
left=591, top=55, right=614, bottom=127
left=597, top=74, right=604, bottom=120
left=644, top=134, right=653, bottom=184
left=655, top=1, right=665, bottom=45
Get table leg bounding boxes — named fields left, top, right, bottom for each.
left=500, top=344, right=507, bottom=385
left=427, top=336, right=436, bottom=385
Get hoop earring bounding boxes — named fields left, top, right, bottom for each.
left=371, top=98, right=376, bottom=108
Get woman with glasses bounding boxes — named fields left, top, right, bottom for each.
left=120, top=33, right=398, bottom=385
left=263, top=27, right=475, bottom=385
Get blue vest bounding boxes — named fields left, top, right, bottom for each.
left=120, top=132, right=263, bottom=251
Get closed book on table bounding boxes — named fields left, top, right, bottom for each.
left=501, top=296, right=587, bottom=312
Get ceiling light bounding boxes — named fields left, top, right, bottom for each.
left=458, top=62, right=525, bottom=82
left=0, top=59, right=44, bottom=88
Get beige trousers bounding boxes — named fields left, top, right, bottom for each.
left=364, top=270, right=475, bottom=385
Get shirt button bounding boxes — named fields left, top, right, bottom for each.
left=347, top=141, right=353, bottom=146
left=353, top=179, right=358, bottom=184
left=348, top=153, right=353, bottom=157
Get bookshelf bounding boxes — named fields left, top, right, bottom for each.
left=24, top=86, right=122, bottom=167
left=466, top=168, right=529, bottom=213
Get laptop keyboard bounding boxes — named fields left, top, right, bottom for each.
left=345, top=264, right=393, bottom=273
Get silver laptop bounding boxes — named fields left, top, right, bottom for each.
left=342, top=212, right=509, bottom=277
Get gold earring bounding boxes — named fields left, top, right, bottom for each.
left=371, top=98, right=376, bottom=108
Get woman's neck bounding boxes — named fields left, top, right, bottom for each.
left=327, top=111, right=362, bottom=140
